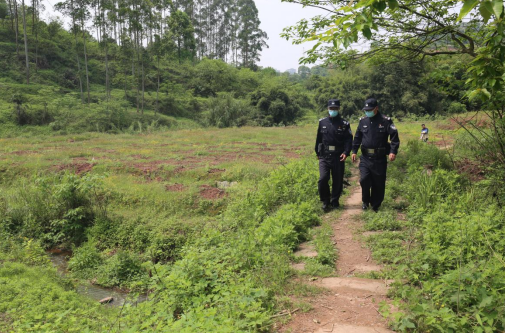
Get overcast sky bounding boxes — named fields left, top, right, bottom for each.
left=254, top=0, right=323, bottom=72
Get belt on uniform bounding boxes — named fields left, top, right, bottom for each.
left=325, top=145, right=342, bottom=152
left=361, top=147, right=387, bottom=156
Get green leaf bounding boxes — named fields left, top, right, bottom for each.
left=387, top=0, right=398, bottom=9
left=481, top=88, right=492, bottom=99
left=401, top=318, right=416, bottom=329
left=355, top=0, right=372, bottom=10
left=492, top=0, right=504, bottom=17
left=467, top=89, right=480, bottom=100
left=374, top=1, right=387, bottom=12
left=362, top=27, right=372, bottom=39
left=479, top=1, right=494, bottom=23
left=458, top=0, right=479, bottom=21
left=476, top=313, right=483, bottom=326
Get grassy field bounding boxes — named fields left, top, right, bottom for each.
left=0, top=117, right=465, bottom=332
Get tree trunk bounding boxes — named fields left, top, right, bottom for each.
left=14, top=0, right=19, bottom=59
left=141, top=58, right=144, bottom=115
left=135, top=29, right=140, bottom=113
left=34, top=0, right=38, bottom=73
left=82, top=18, right=91, bottom=104
left=156, top=55, right=160, bottom=116
left=8, top=0, right=14, bottom=32
left=71, top=0, right=84, bottom=103
left=21, top=0, right=29, bottom=84
left=140, top=28, right=144, bottom=115
left=102, top=4, right=109, bottom=101
left=105, top=36, right=110, bottom=101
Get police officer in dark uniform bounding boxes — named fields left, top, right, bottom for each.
left=315, top=99, right=353, bottom=211
left=351, top=98, right=400, bottom=212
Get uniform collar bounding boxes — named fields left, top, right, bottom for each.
left=329, top=114, right=341, bottom=121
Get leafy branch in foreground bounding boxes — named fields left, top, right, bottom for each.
left=281, top=0, right=500, bottom=66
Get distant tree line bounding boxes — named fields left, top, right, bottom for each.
left=0, top=0, right=267, bottom=111
left=0, top=0, right=476, bottom=135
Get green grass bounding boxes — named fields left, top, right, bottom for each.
left=0, top=118, right=459, bottom=331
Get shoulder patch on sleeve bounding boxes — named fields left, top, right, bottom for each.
left=319, top=118, right=324, bottom=122
left=359, top=116, right=366, bottom=121
left=382, top=115, right=391, bottom=121
left=343, top=120, right=349, bottom=125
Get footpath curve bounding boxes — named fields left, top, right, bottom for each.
left=279, top=166, right=394, bottom=333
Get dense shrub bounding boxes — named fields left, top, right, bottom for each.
left=121, top=156, right=323, bottom=331
left=367, top=140, right=505, bottom=332
left=0, top=173, right=109, bottom=247
left=447, top=101, right=467, bottom=114
left=250, top=81, right=304, bottom=126
left=204, top=93, right=259, bottom=128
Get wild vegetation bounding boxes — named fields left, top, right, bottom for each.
left=356, top=139, right=505, bottom=332
left=1, top=0, right=505, bottom=332
left=0, top=0, right=482, bottom=138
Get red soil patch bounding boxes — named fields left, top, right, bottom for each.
left=208, top=168, right=225, bottom=173
left=166, top=183, right=185, bottom=192
left=439, top=115, right=490, bottom=131
left=10, top=150, right=34, bottom=155
left=55, top=162, right=95, bottom=175
left=133, top=161, right=172, bottom=172
left=199, top=185, right=227, bottom=200
left=430, top=135, right=454, bottom=149
left=131, top=154, right=148, bottom=159
left=72, top=157, right=90, bottom=162
left=93, top=148, right=116, bottom=154
left=284, top=151, right=301, bottom=159
left=455, top=158, right=486, bottom=181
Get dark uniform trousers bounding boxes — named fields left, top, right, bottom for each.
left=318, top=153, right=345, bottom=205
left=359, top=155, right=387, bottom=209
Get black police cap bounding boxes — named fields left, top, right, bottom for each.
left=328, top=99, right=340, bottom=107
left=363, top=98, right=378, bottom=111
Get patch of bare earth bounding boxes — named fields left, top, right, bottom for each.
left=455, top=157, right=486, bottom=181
left=199, top=185, right=227, bottom=200
left=10, top=150, right=34, bottom=155
left=279, top=169, right=394, bottom=333
left=438, top=115, right=489, bottom=131
left=55, top=163, right=95, bottom=175
left=208, top=168, right=225, bottom=173
left=166, top=184, right=185, bottom=192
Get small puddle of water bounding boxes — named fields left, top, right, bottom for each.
left=48, top=251, right=148, bottom=307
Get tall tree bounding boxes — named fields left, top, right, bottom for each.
left=13, top=0, right=19, bottom=58
left=167, top=9, right=196, bottom=63
left=20, top=0, right=29, bottom=83
left=237, top=0, right=267, bottom=68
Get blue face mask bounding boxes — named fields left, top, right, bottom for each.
left=329, top=110, right=339, bottom=117
left=365, top=111, right=375, bottom=118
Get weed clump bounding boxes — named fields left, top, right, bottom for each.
left=371, top=140, right=505, bottom=332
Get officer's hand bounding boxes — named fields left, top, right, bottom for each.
left=389, top=153, right=396, bottom=162
left=351, top=154, right=357, bottom=162
left=340, top=153, right=347, bottom=162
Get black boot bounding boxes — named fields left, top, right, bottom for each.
left=362, top=202, right=369, bottom=211
left=322, top=201, right=331, bottom=211
left=331, top=201, right=340, bottom=209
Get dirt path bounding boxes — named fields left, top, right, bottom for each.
left=279, top=167, right=394, bottom=333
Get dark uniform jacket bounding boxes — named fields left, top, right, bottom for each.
left=352, top=112, right=400, bottom=155
left=315, top=115, right=353, bottom=157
